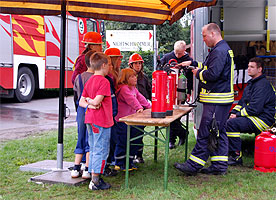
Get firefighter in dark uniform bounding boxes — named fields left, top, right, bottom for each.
left=174, top=23, right=235, bottom=175
left=227, top=57, right=276, bottom=166
left=161, top=40, right=193, bottom=149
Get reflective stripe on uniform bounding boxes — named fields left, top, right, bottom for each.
left=210, top=156, right=228, bottom=162
left=233, top=105, right=242, bottom=112
left=240, top=108, right=249, bottom=116
left=198, top=62, right=207, bottom=83
left=199, top=50, right=234, bottom=104
left=271, top=84, right=276, bottom=120
left=199, top=70, right=206, bottom=82
left=137, top=147, right=143, bottom=152
left=198, top=62, right=203, bottom=69
left=226, top=132, right=240, bottom=137
left=199, top=92, right=234, bottom=103
left=229, top=50, right=234, bottom=93
left=190, top=154, right=206, bottom=166
left=115, top=155, right=134, bottom=159
left=247, top=116, right=270, bottom=132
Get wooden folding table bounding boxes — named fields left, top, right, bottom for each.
left=119, top=106, right=193, bottom=190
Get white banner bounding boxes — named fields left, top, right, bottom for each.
left=106, top=30, right=153, bottom=51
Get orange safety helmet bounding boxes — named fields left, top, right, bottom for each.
left=82, top=32, right=103, bottom=44
left=104, top=48, right=123, bottom=58
left=128, top=53, right=144, bottom=65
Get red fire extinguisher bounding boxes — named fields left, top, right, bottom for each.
left=166, top=75, right=174, bottom=116
left=254, top=131, right=276, bottom=172
left=151, top=70, right=167, bottom=118
left=168, top=59, right=179, bottom=106
left=170, top=72, right=177, bottom=105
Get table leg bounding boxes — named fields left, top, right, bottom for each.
left=164, top=125, right=170, bottom=190
left=154, top=126, right=158, bottom=162
left=125, top=125, right=131, bottom=188
left=185, top=113, right=189, bottom=161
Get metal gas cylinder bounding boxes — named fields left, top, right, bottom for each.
left=170, top=73, right=177, bottom=105
left=254, top=131, right=276, bottom=172
left=166, top=75, right=174, bottom=116
left=170, top=67, right=178, bottom=105
left=177, top=72, right=187, bottom=104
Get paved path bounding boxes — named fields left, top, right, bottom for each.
left=0, top=96, right=77, bottom=142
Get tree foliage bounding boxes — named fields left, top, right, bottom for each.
left=104, top=20, right=190, bottom=54
left=101, top=20, right=190, bottom=78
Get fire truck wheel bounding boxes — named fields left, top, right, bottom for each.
left=15, top=67, right=35, bottom=102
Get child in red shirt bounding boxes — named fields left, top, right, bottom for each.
left=71, top=50, right=96, bottom=179
left=79, top=52, right=113, bottom=190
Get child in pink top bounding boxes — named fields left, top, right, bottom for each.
left=114, top=68, right=151, bottom=171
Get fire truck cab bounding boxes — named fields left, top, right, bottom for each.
left=0, top=14, right=104, bottom=102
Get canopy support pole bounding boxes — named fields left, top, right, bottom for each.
left=57, top=0, right=67, bottom=170
left=153, top=25, right=157, bottom=70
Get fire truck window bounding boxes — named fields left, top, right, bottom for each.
left=100, top=21, right=105, bottom=36
left=87, top=20, right=98, bottom=33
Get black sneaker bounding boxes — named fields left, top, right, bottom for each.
left=103, top=166, right=118, bottom=177
left=89, top=178, right=111, bottom=190
left=200, top=166, right=227, bottom=175
left=71, top=164, right=81, bottom=178
left=228, top=155, right=243, bottom=166
left=173, top=162, right=197, bottom=176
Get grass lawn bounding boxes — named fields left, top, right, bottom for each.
left=0, top=126, right=276, bottom=200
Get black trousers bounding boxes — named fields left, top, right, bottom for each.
left=226, top=116, right=260, bottom=152
left=169, top=118, right=187, bottom=143
left=186, top=104, right=231, bottom=172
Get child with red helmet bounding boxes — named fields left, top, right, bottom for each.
left=102, top=48, right=122, bottom=176
left=128, top=53, right=152, bottom=163
left=72, top=31, right=103, bottom=85
left=104, top=48, right=123, bottom=88
left=72, top=32, right=103, bottom=111
left=128, top=53, right=152, bottom=100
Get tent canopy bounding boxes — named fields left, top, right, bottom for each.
left=1, top=0, right=217, bottom=25
left=0, top=0, right=217, bottom=169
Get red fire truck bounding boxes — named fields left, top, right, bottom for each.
left=0, top=13, right=104, bottom=102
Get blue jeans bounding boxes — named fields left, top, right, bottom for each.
left=74, top=106, right=89, bottom=154
left=107, top=123, right=118, bottom=164
left=87, top=123, right=111, bottom=174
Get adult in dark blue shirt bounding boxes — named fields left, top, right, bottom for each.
left=161, top=41, right=193, bottom=149
left=174, top=23, right=235, bottom=175
left=227, top=57, right=275, bottom=166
